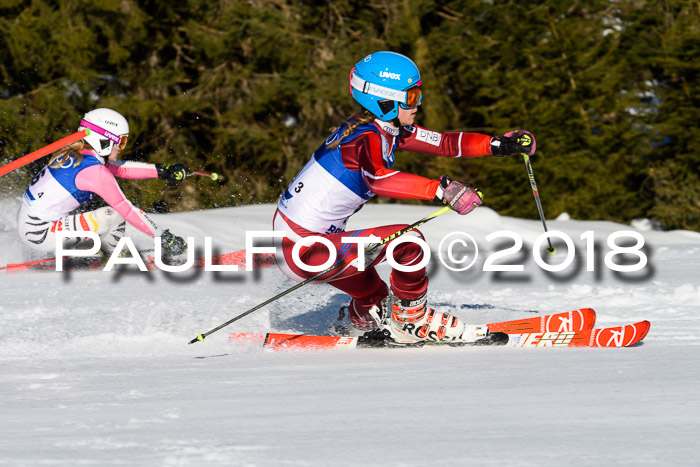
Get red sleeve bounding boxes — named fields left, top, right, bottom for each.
left=353, top=132, right=440, bottom=201
left=397, top=125, right=492, bottom=158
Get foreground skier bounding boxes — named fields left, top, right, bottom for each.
left=273, top=51, right=536, bottom=344
left=17, top=108, right=188, bottom=263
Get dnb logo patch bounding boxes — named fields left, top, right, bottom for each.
left=416, top=128, right=442, bottom=147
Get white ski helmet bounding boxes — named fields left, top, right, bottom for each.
left=78, top=108, right=130, bottom=157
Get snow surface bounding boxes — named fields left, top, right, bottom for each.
left=1, top=196, right=699, bottom=466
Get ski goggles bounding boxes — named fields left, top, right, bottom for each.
left=350, top=71, right=423, bottom=109
left=80, top=119, right=129, bottom=150
left=399, top=85, right=422, bottom=109
left=115, top=134, right=128, bottom=150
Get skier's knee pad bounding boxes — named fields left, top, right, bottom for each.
left=91, top=207, right=126, bottom=252
left=91, top=207, right=126, bottom=231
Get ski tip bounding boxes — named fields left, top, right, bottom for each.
left=579, top=308, right=597, bottom=328
left=621, top=320, right=651, bottom=347
left=637, top=320, right=651, bottom=342
left=590, top=320, right=652, bottom=347
left=620, top=320, right=651, bottom=347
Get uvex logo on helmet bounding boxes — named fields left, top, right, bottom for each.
left=379, top=71, right=401, bottom=80
left=102, top=129, right=119, bottom=141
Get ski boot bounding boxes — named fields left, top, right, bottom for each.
left=329, top=285, right=388, bottom=337
left=329, top=303, right=379, bottom=338
left=367, top=293, right=507, bottom=346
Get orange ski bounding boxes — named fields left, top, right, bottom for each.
left=487, top=308, right=596, bottom=334
left=228, top=309, right=648, bottom=350
left=506, top=320, right=651, bottom=348
left=257, top=320, right=650, bottom=351
left=229, top=308, right=597, bottom=345
left=263, top=333, right=357, bottom=350
left=1, top=250, right=275, bottom=272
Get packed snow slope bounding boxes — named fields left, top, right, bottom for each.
left=1, top=196, right=699, bottom=466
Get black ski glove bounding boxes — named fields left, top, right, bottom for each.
left=161, top=229, right=187, bottom=256
left=156, top=163, right=187, bottom=182
left=490, top=130, right=536, bottom=157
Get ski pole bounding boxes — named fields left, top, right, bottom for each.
left=188, top=205, right=451, bottom=344
left=188, top=170, right=219, bottom=181
left=522, top=153, right=556, bottom=255
left=0, top=129, right=90, bottom=178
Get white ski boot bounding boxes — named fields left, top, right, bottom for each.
left=368, top=294, right=495, bottom=345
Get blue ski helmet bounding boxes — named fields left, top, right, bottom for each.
left=350, top=51, right=422, bottom=121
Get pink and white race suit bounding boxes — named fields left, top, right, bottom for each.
left=17, top=150, right=163, bottom=253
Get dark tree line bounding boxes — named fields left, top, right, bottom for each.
left=1, top=0, right=698, bottom=229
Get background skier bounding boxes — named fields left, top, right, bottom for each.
left=17, top=108, right=189, bottom=263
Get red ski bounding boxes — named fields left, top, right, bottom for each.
left=264, top=333, right=358, bottom=350
left=228, top=307, right=597, bottom=346
left=486, top=308, right=595, bottom=334
left=256, top=320, right=649, bottom=350
left=507, top=320, right=651, bottom=348
left=1, top=250, right=275, bottom=272
left=226, top=308, right=640, bottom=351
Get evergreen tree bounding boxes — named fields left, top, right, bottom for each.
left=0, top=0, right=698, bottom=230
